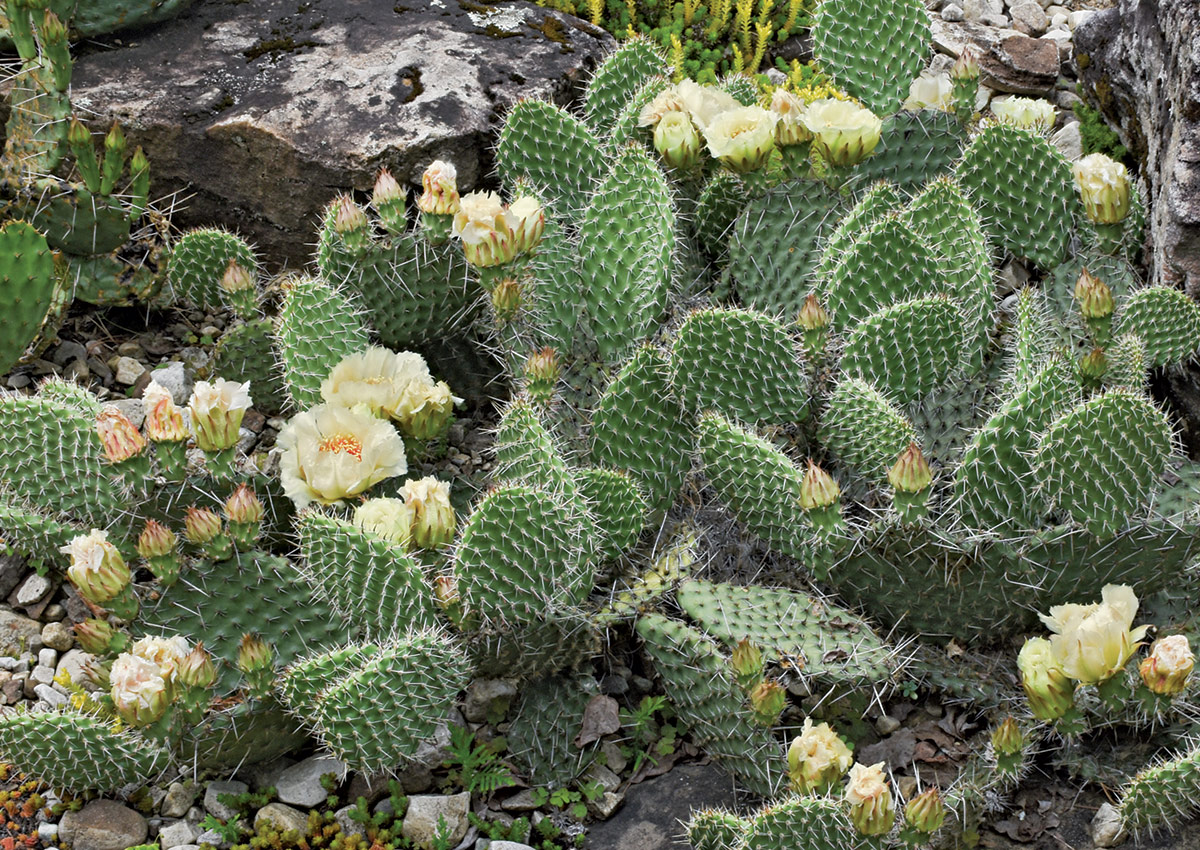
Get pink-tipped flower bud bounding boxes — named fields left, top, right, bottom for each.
left=491, top=277, right=522, bottom=322
left=333, top=194, right=369, bottom=234
left=96, top=407, right=147, bottom=463
left=220, top=259, right=254, bottom=296
left=372, top=167, right=408, bottom=235
left=904, top=788, right=946, bottom=834
left=524, top=347, right=560, bottom=404
left=800, top=460, right=839, bottom=511
left=137, top=520, right=177, bottom=560
left=888, top=443, right=933, bottom=494
left=797, top=293, right=830, bottom=332
left=433, top=574, right=460, bottom=611
left=730, top=638, right=765, bottom=692
left=176, top=642, right=217, bottom=690
left=418, top=160, right=460, bottom=216
left=224, top=484, right=264, bottom=525
left=951, top=46, right=980, bottom=80
left=237, top=633, right=273, bottom=674
left=1140, top=634, right=1194, bottom=697
left=143, top=381, right=189, bottom=443
left=184, top=507, right=223, bottom=545
left=74, top=618, right=127, bottom=656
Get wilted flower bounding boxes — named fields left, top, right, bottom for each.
left=802, top=99, right=883, bottom=166
left=787, top=718, right=854, bottom=794
left=1140, top=634, right=1194, bottom=696
left=1072, top=152, right=1131, bottom=224
left=130, top=635, right=190, bottom=681
left=845, top=762, right=896, bottom=836
left=278, top=404, right=408, bottom=509
left=702, top=106, right=777, bottom=173
left=62, top=530, right=131, bottom=606
left=353, top=497, right=414, bottom=547
left=903, top=71, right=954, bottom=112
left=1017, top=636, right=1075, bottom=720
left=991, top=96, right=1056, bottom=132
left=654, top=110, right=704, bottom=171
left=188, top=379, right=251, bottom=453
left=110, top=653, right=170, bottom=727
left=417, top=160, right=460, bottom=216
left=143, top=381, right=189, bottom=442
left=770, top=89, right=813, bottom=147
left=320, top=347, right=432, bottom=416
left=402, top=476, right=456, bottom=549
left=1039, top=584, right=1150, bottom=685
left=96, top=407, right=147, bottom=463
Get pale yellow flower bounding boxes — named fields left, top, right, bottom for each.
left=637, top=86, right=688, bottom=128
left=1139, top=634, right=1194, bottom=696
left=452, top=190, right=518, bottom=268
left=401, top=476, right=456, bottom=549
left=676, top=79, right=741, bottom=131
left=188, top=378, right=252, bottom=452
left=391, top=379, right=460, bottom=441
left=770, top=89, right=812, bottom=146
left=1017, top=636, right=1075, bottom=720
left=1039, top=584, right=1150, bottom=685
left=353, top=497, right=414, bottom=547
left=110, top=652, right=170, bottom=726
left=802, top=99, right=883, bottom=166
left=903, top=71, right=954, bottom=112
left=1072, top=152, right=1131, bottom=224
left=702, top=106, right=777, bottom=173
left=320, top=347, right=431, bottom=416
left=130, top=635, right=191, bottom=681
left=786, top=718, right=853, bottom=793
left=508, top=196, right=545, bottom=255
left=277, top=404, right=408, bottom=509
left=845, top=762, right=896, bottom=836
left=61, top=529, right=131, bottom=605
left=654, top=111, right=704, bottom=170
left=991, top=96, right=1056, bottom=132
left=418, top=160, right=460, bottom=215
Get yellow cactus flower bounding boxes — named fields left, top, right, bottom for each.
left=786, top=718, right=853, bottom=793
left=802, top=99, right=883, bottom=166
left=1039, top=584, right=1150, bottom=685
left=702, top=105, right=777, bottom=173
left=1072, top=152, right=1131, bottom=224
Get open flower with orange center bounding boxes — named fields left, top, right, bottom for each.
left=277, top=404, right=408, bottom=509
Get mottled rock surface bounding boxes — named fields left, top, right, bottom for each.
left=67, top=0, right=614, bottom=268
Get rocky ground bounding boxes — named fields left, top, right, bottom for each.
left=2, top=0, right=1199, bottom=848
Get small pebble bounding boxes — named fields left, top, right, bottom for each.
left=942, top=4, right=964, bottom=20
left=875, top=715, right=902, bottom=735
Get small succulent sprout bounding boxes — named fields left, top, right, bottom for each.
left=62, top=530, right=139, bottom=621
left=902, top=71, right=953, bottom=112
left=1040, top=584, right=1150, bottom=686
left=801, top=99, right=883, bottom=167
left=797, top=293, right=831, bottom=357
left=888, top=442, right=933, bottom=522
left=417, top=160, right=461, bottom=216
left=137, top=519, right=181, bottom=587
left=524, top=346, right=560, bottom=405
left=787, top=718, right=854, bottom=794
left=110, top=652, right=171, bottom=728
left=278, top=404, right=408, bottom=510
left=372, top=167, right=408, bottom=235
left=220, top=259, right=258, bottom=319
left=491, top=277, right=522, bottom=322
left=96, top=407, right=147, bottom=464
left=68, top=117, right=102, bottom=193
left=188, top=378, right=252, bottom=454
left=74, top=618, right=128, bottom=657
left=903, top=788, right=946, bottom=834
left=1139, top=635, right=1194, bottom=697
left=1073, top=152, right=1131, bottom=225
left=990, top=96, right=1056, bottom=132
left=185, top=506, right=233, bottom=561
left=508, top=195, right=546, bottom=256
left=330, top=194, right=371, bottom=253
left=1017, top=637, right=1075, bottom=721
left=402, top=476, right=456, bottom=550
left=224, top=483, right=265, bottom=549
left=653, top=110, right=704, bottom=171
left=845, top=762, right=896, bottom=837
left=730, top=637, right=765, bottom=692
left=354, top=497, right=415, bottom=547
left=748, top=679, right=787, bottom=726
left=237, top=633, right=275, bottom=699
left=702, top=105, right=777, bottom=173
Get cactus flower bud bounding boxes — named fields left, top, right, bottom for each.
left=653, top=111, right=704, bottom=171
left=433, top=574, right=460, bottom=611
left=96, top=407, right=147, bottom=464
left=372, top=167, right=408, bottom=235
left=220, top=259, right=254, bottom=296
left=1139, top=634, right=1194, bottom=697
left=702, top=106, right=777, bottom=173
left=143, top=381, right=188, bottom=442
left=770, top=90, right=813, bottom=147
left=524, top=347, right=560, bottom=405
left=508, top=196, right=545, bottom=256
left=237, top=633, right=274, bottom=699
left=188, top=378, right=252, bottom=454
left=74, top=618, right=127, bottom=656
left=176, top=642, right=217, bottom=691
left=800, top=459, right=839, bottom=511
left=951, top=46, right=981, bottom=80
left=845, top=762, right=896, bottom=836
left=904, top=788, right=946, bottom=834
left=730, top=638, right=765, bottom=692
left=110, top=652, right=170, bottom=727
left=1040, top=584, right=1150, bottom=685
left=184, top=506, right=222, bottom=545
left=354, top=497, right=415, bottom=547
left=1074, top=268, right=1115, bottom=320
left=797, top=294, right=830, bottom=356
left=887, top=443, right=932, bottom=493
left=62, top=530, right=138, bottom=620
left=802, top=99, right=883, bottom=167
left=402, top=476, right=456, bottom=549
left=417, top=160, right=461, bottom=216
left=1017, top=636, right=1075, bottom=721
left=1079, top=346, right=1109, bottom=388
left=224, top=483, right=264, bottom=549
left=1072, top=152, right=1131, bottom=225
left=331, top=194, right=371, bottom=252
left=136, top=519, right=176, bottom=560
left=68, top=117, right=101, bottom=193
left=392, top=379, right=459, bottom=442
left=991, top=716, right=1023, bottom=757
left=787, top=719, right=853, bottom=794
left=748, top=679, right=787, bottom=726
left=99, top=122, right=126, bottom=196
left=491, top=277, right=522, bottom=322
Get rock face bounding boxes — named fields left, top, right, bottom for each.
left=68, top=0, right=614, bottom=268
left=1074, top=0, right=1200, bottom=297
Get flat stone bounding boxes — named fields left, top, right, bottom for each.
left=486, top=843, right=535, bottom=850
left=33, top=683, right=68, bottom=708
left=0, top=555, right=24, bottom=599
left=149, top=362, right=191, bottom=405
left=64, top=0, right=614, bottom=269
left=58, top=800, right=149, bottom=850
left=14, top=573, right=51, bottom=607
left=114, top=356, right=147, bottom=385
left=584, top=763, right=739, bottom=850
left=932, top=20, right=1059, bottom=95
left=1009, top=0, right=1048, bottom=35
left=109, top=398, right=146, bottom=429
left=40, top=621, right=73, bottom=652
left=499, top=789, right=540, bottom=812
left=463, top=678, right=518, bottom=723
left=1050, top=120, right=1083, bottom=161
left=942, top=4, right=964, bottom=21
left=271, top=754, right=345, bottom=808
left=401, top=793, right=471, bottom=848
left=254, top=803, right=310, bottom=835
left=158, top=819, right=200, bottom=850
left=204, top=780, right=249, bottom=821
left=588, top=790, right=625, bottom=819
left=37, top=647, right=57, bottom=668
